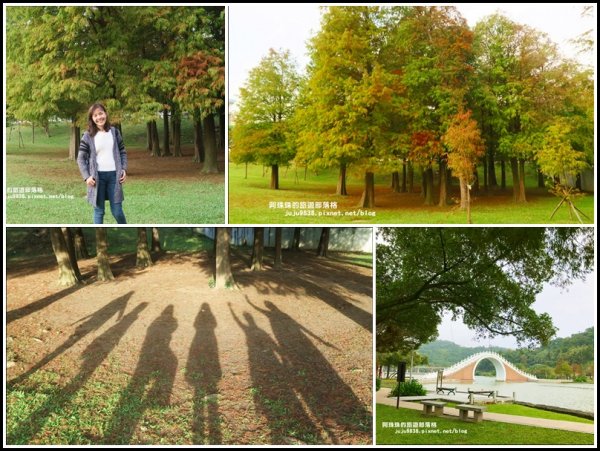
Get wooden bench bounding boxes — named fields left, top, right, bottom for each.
left=436, top=386, right=457, bottom=395
left=468, top=389, right=495, bottom=398
left=421, top=400, right=446, bottom=416
left=456, top=404, right=485, bottom=422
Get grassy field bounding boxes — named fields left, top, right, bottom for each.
left=5, top=228, right=214, bottom=263
left=6, top=120, right=224, bottom=224
left=228, top=163, right=594, bottom=224
left=375, top=404, right=593, bottom=445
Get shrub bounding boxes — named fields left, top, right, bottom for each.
left=573, top=375, right=588, bottom=383
left=390, top=379, right=427, bottom=397
left=376, top=378, right=381, bottom=391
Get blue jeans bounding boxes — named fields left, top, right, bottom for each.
left=93, top=171, right=127, bottom=224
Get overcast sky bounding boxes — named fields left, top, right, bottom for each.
left=437, top=269, right=597, bottom=349
left=228, top=3, right=596, bottom=105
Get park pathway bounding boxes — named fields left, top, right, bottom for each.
left=377, top=388, right=594, bottom=434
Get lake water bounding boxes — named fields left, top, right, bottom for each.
left=423, top=376, right=594, bottom=413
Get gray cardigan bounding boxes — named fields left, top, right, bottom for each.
left=77, top=126, right=128, bottom=207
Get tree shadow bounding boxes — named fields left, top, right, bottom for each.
left=7, top=282, right=91, bottom=324
left=229, top=304, right=321, bottom=445
left=103, top=305, right=178, bottom=444
left=7, top=300, right=148, bottom=444
left=8, top=291, right=134, bottom=387
left=235, top=254, right=372, bottom=332
left=248, top=300, right=371, bottom=444
left=185, top=303, right=222, bottom=444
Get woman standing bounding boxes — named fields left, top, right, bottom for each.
left=77, top=103, right=128, bottom=224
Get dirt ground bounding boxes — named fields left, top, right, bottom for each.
left=6, top=249, right=373, bottom=445
left=121, top=147, right=226, bottom=182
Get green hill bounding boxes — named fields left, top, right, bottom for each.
left=417, top=328, right=594, bottom=379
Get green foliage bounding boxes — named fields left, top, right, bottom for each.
left=537, top=119, right=589, bottom=180
left=418, top=340, right=509, bottom=367
left=390, top=379, right=427, bottom=397
left=502, top=328, right=594, bottom=377
left=376, top=378, right=381, bottom=392
left=377, top=228, right=594, bottom=352
left=6, top=6, right=224, bottom=126
left=230, top=49, right=300, bottom=169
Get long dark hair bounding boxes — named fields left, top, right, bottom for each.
left=87, top=103, right=111, bottom=137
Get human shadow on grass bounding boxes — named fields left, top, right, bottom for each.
left=229, top=304, right=321, bottom=445
left=185, top=303, right=222, bottom=445
left=248, top=300, right=372, bottom=445
left=103, top=305, right=177, bottom=444
left=7, top=300, right=148, bottom=445
left=8, top=291, right=134, bottom=387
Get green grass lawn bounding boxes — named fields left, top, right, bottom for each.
left=485, top=403, right=594, bottom=424
left=6, top=368, right=204, bottom=445
left=376, top=404, right=593, bottom=445
left=6, top=228, right=215, bottom=264
left=228, top=164, right=594, bottom=224
left=6, top=121, right=224, bottom=224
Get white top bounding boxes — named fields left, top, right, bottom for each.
left=94, top=130, right=116, bottom=171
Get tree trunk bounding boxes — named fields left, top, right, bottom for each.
left=136, top=227, right=153, bottom=268
left=69, top=121, right=80, bottom=160
left=537, top=168, right=545, bottom=188
left=438, top=160, right=448, bottom=207
left=510, top=157, right=520, bottom=202
left=251, top=227, right=264, bottom=271
left=459, top=177, right=468, bottom=211
left=292, top=227, right=301, bottom=251
left=466, top=181, right=472, bottom=224
left=270, top=164, right=279, bottom=189
left=500, top=159, right=506, bottom=190
left=202, top=114, right=219, bottom=173
left=61, top=227, right=82, bottom=281
left=73, top=227, right=90, bottom=259
left=359, top=171, right=375, bottom=208
left=151, top=120, right=161, bottom=157
left=193, top=114, right=204, bottom=162
left=172, top=111, right=182, bottom=157
left=50, top=228, right=82, bottom=287
left=162, top=108, right=171, bottom=156
left=401, top=160, right=407, bottom=192
left=215, top=228, right=235, bottom=289
left=146, top=121, right=152, bottom=152
left=423, top=167, right=434, bottom=206
left=488, top=150, right=498, bottom=187
left=336, top=163, right=348, bottom=195
left=96, top=228, right=114, bottom=281
left=218, top=105, right=226, bottom=155
left=391, top=171, right=400, bottom=193
left=317, top=227, right=330, bottom=258
left=407, top=163, right=414, bottom=193
left=518, top=159, right=527, bottom=203
left=483, top=156, right=488, bottom=191
left=472, top=168, right=480, bottom=195
left=152, top=227, right=161, bottom=252
left=274, top=228, right=282, bottom=269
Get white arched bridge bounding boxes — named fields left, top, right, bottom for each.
left=419, top=351, right=538, bottom=382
